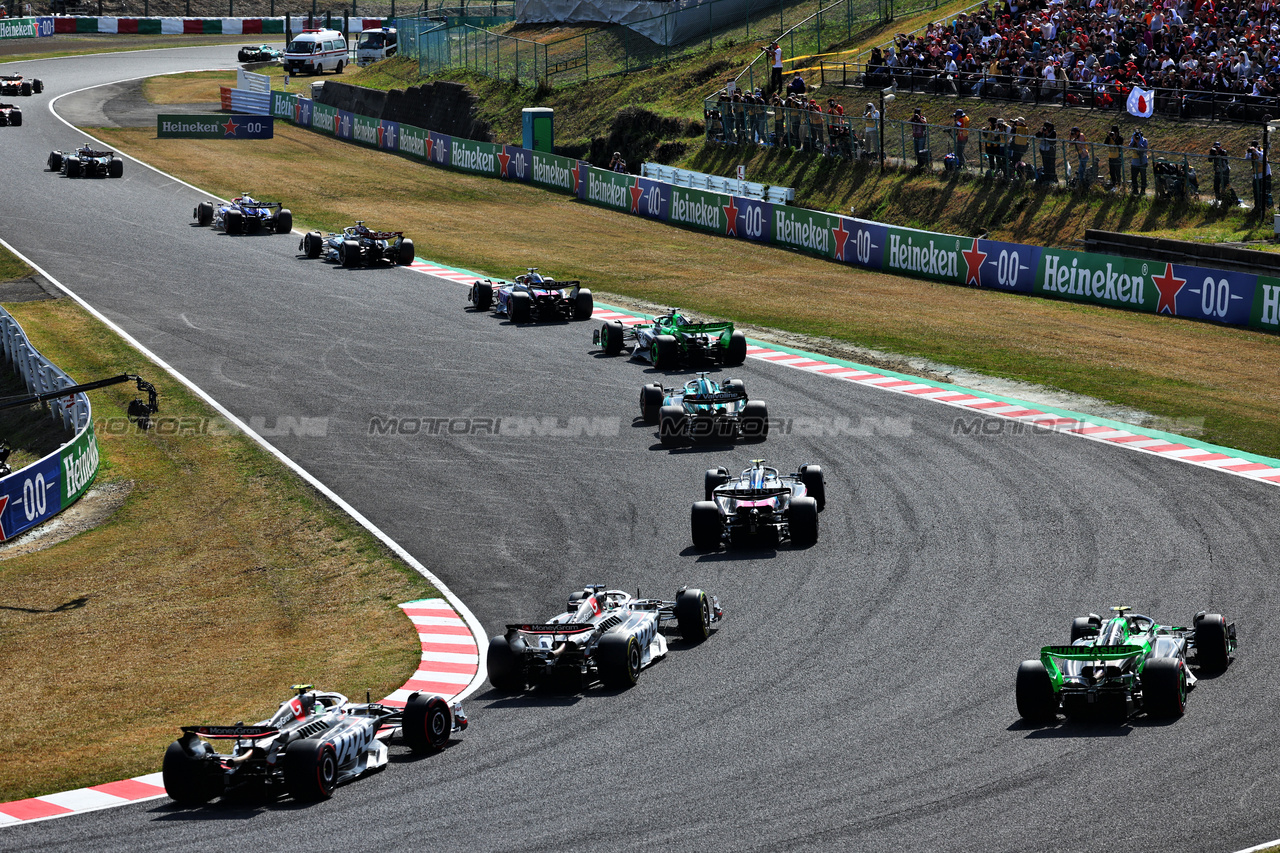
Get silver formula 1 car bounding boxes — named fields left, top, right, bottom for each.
left=48, top=146, right=123, bottom=178
left=487, top=585, right=723, bottom=692
left=162, top=685, right=466, bottom=804
left=691, top=459, right=825, bottom=550
left=194, top=193, right=293, bottom=234
left=300, top=221, right=415, bottom=267
left=468, top=268, right=593, bottom=322
left=643, top=372, right=768, bottom=446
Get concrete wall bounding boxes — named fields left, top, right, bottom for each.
left=315, top=80, right=493, bottom=142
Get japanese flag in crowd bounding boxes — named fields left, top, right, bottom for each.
left=1127, top=86, right=1155, bottom=118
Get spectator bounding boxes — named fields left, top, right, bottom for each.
left=1129, top=129, right=1149, bottom=196
left=1069, top=126, right=1090, bottom=186
left=787, top=73, right=807, bottom=97
left=982, top=116, right=1004, bottom=175
left=1104, top=125, right=1125, bottom=189
left=762, top=42, right=784, bottom=95
left=1245, top=140, right=1272, bottom=209
left=1036, top=120, right=1058, bottom=184
left=1208, top=139, right=1232, bottom=199
left=1009, top=116, right=1031, bottom=173
left=609, top=151, right=627, bottom=173
left=862, top=101, right=880, bottom=159
left=949, top=108, right=971, bottom=167
left=910, top=107, right=931, bottom=167
left=772, top=95, right=787, bottom=147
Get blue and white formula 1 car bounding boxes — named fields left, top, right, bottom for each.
left=487, top=585, right=723, bottom=692
left=692, top=459, right=826, bottom=550
left=643, top=372, right=768, bottom=446
left=162, top=685, right=466, bottom=805
left=194, top=193, right=293, bottom=235
left=301, top=221, right=415, bottom=267
left=468, top=268, right=593, bottom=322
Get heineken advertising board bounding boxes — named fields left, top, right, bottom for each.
left=398, top=124, right=428, bottom=160
left=350, top=114, right=379, bottom=147
left=584, top=168, right=632, bottom=214
left=311, top=102, right=338, bottom=135
left=156, top=114, right=273, bottom=139
left=336, top=110, right=355, bottom=141
left=499, top=145, right=530, bottom=181
left=1251, top=275, right=1280, bottom=332
left=378, top=120, right=399, bottom=152
left=772, top=204, right=844, bottom=260
left=0, top=17, right=52, bottom=39
left=271, top=91, right=296, bottom=123
left=449, top=139, right=500, bottom=176
left=529, top=152, right=581, bottom=195
left=0, top=420, right=98, bottom=542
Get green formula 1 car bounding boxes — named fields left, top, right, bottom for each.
left=594, top=308, right=747, bottom=369
left=1016, top=606, right=1236, bottom=723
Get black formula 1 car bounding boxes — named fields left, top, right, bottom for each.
left=487, top=585, right=723, bottom=692
left=0, top=74, right=42, bottom=96
left=691, top=459, right=825, bottom=550
left=1016, top=606, right=1237, bottom=723
left=48, top=146, right=123, bottom=178
left=238, top=44, right=283, bottom=62
left=162, top=685, right=467, bottom=805
left=300, top=221, right=415, bottom=267
left=0, top=103, right=20, bottom=127
left=468, top=268, right=593, bottom=322
left=194, top=193, right=293, bottom=235
left=644, top=372, right=767, bottom=445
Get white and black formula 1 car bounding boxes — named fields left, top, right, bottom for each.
left=162, top=685, right=466, bottom=805
left=643, top=372, right=768, bottom=446
left=468, top=268, right=593, bottom=322
left=692, top=459, right=825, bottom=550
left=0, top=74, right=42, bottom=96
left=194, top=193, right=293, bottom=235
left=238, top=44, right=283, bottom=62
left=47, top=146, right=123, bottom=178
left=487, top=585, right=723, bottom=692
left=0, top=103, right=20, bottom=127
left=300, top=221, right=415, bottom=267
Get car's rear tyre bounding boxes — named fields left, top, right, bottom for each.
left=789, top=496, right=819, bottom=547
left=691, top=501, right=722, bottom=551
left=9, top=110, right=20, bottom=127
left=799, top=464, right=825, bottom=511
left=573, top=288, right=593, bottom=321
left=1070, top=616, right=1096, bottom=643
left=486, top=634, right=523, bottom=693
left=659, top=405, right=685, bottom=447
left=224, top=211, right=243, bottom=235
left=276, top=209, right=293, bottom=234
left=396, top=237, right=414, bottom=265
left=1015, top=660, right=1058, bottom=723
left=653, top=335, right=680, bottom=370
left=402, top=692, right=451, bottom=753
left=725, top=330, right=748, bottom=365
left=726, top=379, right=746, bottom=398
left=1143, top=658, right=1187, bottom=718
left=47, top=151, right=62, bottom=172
left=640, top=383, right=664, bottom=424
left=20, top=81, right=31, bottom=96
left=340, top=239, right=360, bottom=267
left=284, top=738, right=338, bottom=801
left=472, top=282, right=493, bottom=310
left=303, top=231, right=323, bottom=259
left=65, top=159, right=81, bottom=178
left=741, top=400, right=769, bottom=442
left=599, top=632, right=641, bottom=688
left=1195, top=613, right=1230, bottom=672
left=704, top=466, right=729, bottom=502
left=195, top=202, right=214, bottom=226
left=600, top=321, right=624, bottom=355
left=162, top=738, right=225, bottom=805
left=108, top=158, right=123, bottom=178
left=676, top=588, right=713, bottom=642
left=509, top=292, right=532, bottom=322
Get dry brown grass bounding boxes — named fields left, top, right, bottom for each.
left=0, top=299, right=435, bottom=801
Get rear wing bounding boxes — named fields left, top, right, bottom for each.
left=181, top=724, right=279, bottom=739
left=1040, top=644, right=1144, bottom=661
left=508, top=622, right=595, bottom=635
left=684, top=391, right=744, bottom=404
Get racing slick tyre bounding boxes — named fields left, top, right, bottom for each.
left=1015, top=660, right=1058, bottom=723
left=640, top=383, right=664, bottom=424
left=20, top=81, right=31, bottom=96
left=725, top=331, right=748, bottom=366
left=788, top=496, right=819, bottom=547
left=799, top=464, right=826, bottom=511
left=195, top=202, right=214, bottom=226
left=276, top=209, right=293, bottom=234
left=284, top=738, right=338, bottom=801
left=9, top=110, right=20, bottom=126
left=303, top=231, right=323, bottom=259
left=740, top=400, right=769, bottom=442
left=704, top=466, right=729, bottom=502
left=1070, top=616, right=1099, bottom=643
left=65, top=158, right=81, bottom=178
left=486, top=634, right=524, bottom=693
left=509, top=292, right=532, bottom=323
left=47, top=151, right=62, bottom=172
left=653, top=335, right=680, bottom=370
left=691, top=501, right=723, bottom=551
left=33, top=79, right=44, bottom=94
left=403, top=692, right=452, bottom=753
left=238, top=49, right=250, bottom=61
left=573, top=288, right=594, bottom=321
left=600, top=321, right=624, bottom=355
left=726, top=379, right=746, bottom=397
left=224, top=211, right=244, bottom=235
left=676, top=588, right=713, bottom=643
left=397, top=238, right=415, bottom=266
left=471, top=282, right=493, bottom=311
left=1194, top=613, right=1230, bottom=672
left=599, top=631, right=642, bottom=688
left=162, top=738, right=226, bottom=805
left=108, top=158, right=123, bottom=178
left=340, top=239, right=360, bottom=267
left=1142, top=658, right=1187, bottom=718
left=659, top=405, right=686, bottom=447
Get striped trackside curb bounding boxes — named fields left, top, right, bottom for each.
left=0, top=598, right=477, bottom=827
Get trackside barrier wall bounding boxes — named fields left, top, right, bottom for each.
left=48, top=16, right=386, bottom=34
left=0, top=307, right=99, bottom=543
left=264, top=87, right=1280, bottom=336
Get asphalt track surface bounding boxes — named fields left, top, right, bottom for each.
left=3, top=46, right=1280, bottom=853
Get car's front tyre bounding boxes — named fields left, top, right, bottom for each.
left=402, top=692, right=452, bottom=753
left=676, top=588, right=713, bottom=642
left=599, top=632, right=641, bottom=688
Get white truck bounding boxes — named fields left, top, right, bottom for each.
left=356, top=27, right=397, bottom=67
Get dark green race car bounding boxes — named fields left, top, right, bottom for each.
left=641, top=373, right=768, bottom=446
left=1016, top=606, right=1236, bottom=723
left=594, top=308, right=747, bottom=369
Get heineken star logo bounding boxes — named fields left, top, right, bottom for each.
left=572, top=161, right=583, bottom=194
left=222, top=117, right=239, bottom=136
left=629, top=177, right=645, bottom=214
left=0, top=494, right=9, bottom=541
left=722, top=196, right=739, bottom=236
left=962, top=238, right=987, bottom=287
left=832, top=219, right=850, bottom=260
left=1152, top=263, right=1186, bottom=315
left=498, top=149, right=511, bottom=178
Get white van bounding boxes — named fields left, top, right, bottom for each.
left=284, top=29, right=348, bottom=75
left=356, top=27, right=397, bottom=66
